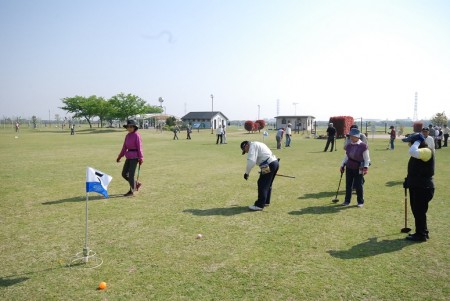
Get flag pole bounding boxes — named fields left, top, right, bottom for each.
left=83, top=192, right=89, bottom=262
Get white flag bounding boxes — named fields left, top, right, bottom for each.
left=86, top=167, right=112, bottom=198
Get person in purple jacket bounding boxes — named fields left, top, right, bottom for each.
left=339, top=128, right=370, bottom=207
left=116, top=120, right=144, bottom=196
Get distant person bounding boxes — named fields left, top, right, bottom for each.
left=443, top=125, right=449, bottom=147
left=388, top=125, right=396, bottom=150
left=186, top=125, right=192, bottom=140
left=173, top=126, right=180, bottom=140
left=344, top=125, right=368, bottom=149
left=222, top=125, right=227, bottom=144
left=323, top=123, right=336, bottom=152
left=70, top=123, right=75, bottom=135
left=339, top=128, right=370, bottom=207
left=216, top=125, right=223, bottom=144
left=402, top=133, right=434, bottom=242
left=436, top=127, right=443, bottom=149
left=428, top=124, right=436, bottom=148
left=285, top=123, right=292, bottom=147
left=116, top=120, right=143, bottom=197
left=15, top=122, right=20, bottom=132
left=421, top=128, right=435, bottom=154
left=240, top=140, right=279, bottom=211
left=276, top=128, right=284, bottom=149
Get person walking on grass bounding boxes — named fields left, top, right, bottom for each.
left=324, top=123, right=336, bottom=152
left=339, top=128, right=370, bottom=207
left=116, top=120, right=143, bottom=197
left=240, top=140, right=279, bottom=211
left=285, top=123, right=292, bottom=147
left=216, top=125, right=223, bottom=144
left=388, top=125, right=396, bottom=150
left=173, top=125, right=180, bottom=140
left=402, top=133, right=434, bottom=242
left=276, top=128, right=284, bottom=149
left=186, top=125, right=192, bottom=140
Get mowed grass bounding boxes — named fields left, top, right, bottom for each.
left=0, top=126, right=449, bottom=301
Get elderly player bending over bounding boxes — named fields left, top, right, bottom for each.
left=241, top=141, right=280, bottom=211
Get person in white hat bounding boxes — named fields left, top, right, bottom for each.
left=339, top=128, right=370, bottom=207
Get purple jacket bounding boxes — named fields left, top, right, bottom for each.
left=345, top=142, right=368, bottom=170
left=118, top=132, right=143, bottom=160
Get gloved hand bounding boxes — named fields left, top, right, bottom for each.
left=244, top=173, right=249, bottom=180
left=340, top=166, right=345, bottom=174
left=116, top=156, right=121, bottom=163
left=362, top=167, right=368, bottom=175
left=138, top=158, right=143, bottom=165
left=417, top=133, right=425, bottom=143
left=403, top=178, right=409, bottom=189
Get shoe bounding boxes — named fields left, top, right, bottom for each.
left=248, top=205, right=263, bottom=211
left=124, top=191, right=134, bottom=197
left=406, top=234, right=427, bottom=242
left=357, top=203, right=364, bottom=208
left=341, top=202, right=350, bottom=206
left=136, top=181, right=142, bottom=191
left=409, top=232, right=430, bottom=239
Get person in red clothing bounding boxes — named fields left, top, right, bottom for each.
left=388, top=125, right=396, bottom=150
left=116, top=120, right=144, bottom=196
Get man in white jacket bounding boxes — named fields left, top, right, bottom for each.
left=241, top=141, right=280, bottom=211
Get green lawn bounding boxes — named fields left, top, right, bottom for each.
left=1, top=126, right=449, bottom=300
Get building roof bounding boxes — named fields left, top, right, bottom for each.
left=181, top=111, right=229, bottom=120
left=275, top=115, right=315, bottom=119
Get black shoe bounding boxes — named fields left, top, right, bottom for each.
left=406, top=234, right=427, bottom=242
left=124, top=190, right=134, bottom=197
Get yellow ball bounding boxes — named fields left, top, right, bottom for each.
left=98, top=281, right=107, bottom=290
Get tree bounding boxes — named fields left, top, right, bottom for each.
left=166, top=116, right=176, bottom=127
left=255, top=120, right=266, bottom=132
left=60, top=95, right=98, bottom=128
left=244, top=120, right=254, bottom=132
left=109, top=93, right=148, bottom=121
left=92, top=97, right=111, bottom=128
left=430, top=112, right=448, bottom=126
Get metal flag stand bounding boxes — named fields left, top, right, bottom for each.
left=68, top=192, right=103, bottom=268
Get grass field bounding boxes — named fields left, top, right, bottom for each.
left=1, top=126, right=449, bottom=300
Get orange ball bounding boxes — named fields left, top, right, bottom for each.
left=98, top=281, right=107, bottom=290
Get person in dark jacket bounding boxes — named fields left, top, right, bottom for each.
left=402, top=133, right=435, bottom=242
left=339, top=128, right=370, bottom=207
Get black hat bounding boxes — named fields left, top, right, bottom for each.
left=421, top=127, right=429, bottom=132
left=240, top=141, right=249, bottom=155
left=123, top=120, right=138, bottom=130
left=389, top=125, right=394, bottom=129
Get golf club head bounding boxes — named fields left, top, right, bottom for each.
left=331, top=198, right=339, bottom=203
left=401, top=228, right=412, bottom=233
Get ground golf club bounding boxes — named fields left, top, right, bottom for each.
left=332, top=170, right=344, bottom=203
left=401, top=188, right=412, bottom=233
left=276, top=174, right=295, bottom=179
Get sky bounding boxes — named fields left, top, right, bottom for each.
left=1, top=0, right=449, bottom=121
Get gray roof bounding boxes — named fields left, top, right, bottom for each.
left=181, top=111, right=229, bottom=120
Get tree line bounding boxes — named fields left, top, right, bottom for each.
left=60, top=93, right=163, bottom=128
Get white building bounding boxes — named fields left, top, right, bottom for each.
left=274, top=115, right=316, bottom=133
left=181, top=111, right=229, bottom=129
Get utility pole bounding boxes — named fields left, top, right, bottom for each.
left=293, top=102, right=298, bottom=115
left=210, top=94, right=214, bottom=134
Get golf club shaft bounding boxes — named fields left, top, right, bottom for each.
left=276, top=174, right=295, bottom=179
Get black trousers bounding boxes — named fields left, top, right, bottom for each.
left=409, top=187, right=434, bottom=237
left=122, top=158, right=138, bottom=191
left=254, top=160, right=280, bottom=208
left=345, top=168, right=364, bottom=204
left=324, top=137, right=335, bottom=151
left=216, top=134, right=222, bottom=144
left=444, top=134, right=448, bottom=146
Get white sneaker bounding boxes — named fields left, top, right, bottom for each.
left=357, top=204, right=364, bottom=208
left=248, top=205, right=263, bottom=211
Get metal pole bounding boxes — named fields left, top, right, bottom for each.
left=211, top=94, right=214, bottom=134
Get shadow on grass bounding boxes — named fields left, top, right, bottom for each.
left=183, top=206, right=253, bottom=216
left=298, top=191, right=338, bottom=200
left=0, top=277, right=29, bottom=287
left=385, top=180, right=403, bottom=187
left=327, top=237, right=412, bottom=259
left=42, top=194, right=125, bottom=205
left=288, top=204, right=353, bottom=215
